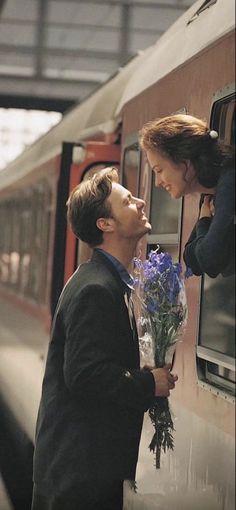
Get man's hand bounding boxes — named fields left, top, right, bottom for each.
left=151, top=364, right=178, bottom=397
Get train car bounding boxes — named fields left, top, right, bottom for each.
left=116, top=1, right=235, bottom=509
left=0, top=0, right=235, bottom=509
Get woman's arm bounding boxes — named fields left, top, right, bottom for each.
left=183, top=170, right=235, bottom=277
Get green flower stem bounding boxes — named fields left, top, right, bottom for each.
left=148, top=397, right=174, bottom=469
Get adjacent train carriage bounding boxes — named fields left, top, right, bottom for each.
left=0, top=51, right=148, bottom=509
left=0, top=0, right=235, bottom=509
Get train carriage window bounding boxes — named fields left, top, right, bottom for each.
left=197, top=91, right=235, bottom=397
left=122, top=144, right=140, bottom=197
left=148, top=170, right=182, bottom=261
left=9, top=201, right=21, bottom=287
left=0, top=200, right=12, bottom=284
left=0, top=178, right=53, bottom=307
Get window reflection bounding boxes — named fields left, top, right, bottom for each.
left=122, top=145, right=140, bottom=197
left=200, top=274, right=235, bottom=357
left=150, top=175, right=180, bottom=235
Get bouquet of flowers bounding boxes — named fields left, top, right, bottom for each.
left=133, top=248, right=191, bottom=468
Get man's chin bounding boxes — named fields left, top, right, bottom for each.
left=141, top=223, right=152, bottom=236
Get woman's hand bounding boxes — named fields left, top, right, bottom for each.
left=199, top=195, right=215, bottom=219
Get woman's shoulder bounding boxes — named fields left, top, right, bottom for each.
left=217, top=166, right=235, bottom=190
left=219, top=165, right=235, bottom=180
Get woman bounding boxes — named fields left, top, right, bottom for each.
left=139, top=114, right=235, bottom=278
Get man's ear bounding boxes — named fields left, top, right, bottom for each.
left=96, top=217, right=114, bottom=233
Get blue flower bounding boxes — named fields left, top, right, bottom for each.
left=147, top=298, right=159, bottom=313
left=132, top=248, right=192, bottom=470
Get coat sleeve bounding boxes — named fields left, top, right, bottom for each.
left=62, top=284, right=155, bottom=412
left=183, top=170, right=235, bottom=278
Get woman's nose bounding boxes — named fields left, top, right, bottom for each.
left=155, top=174, right=162, bottom=187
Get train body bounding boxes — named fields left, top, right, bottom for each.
left=0, top=0, right=235, bottom=509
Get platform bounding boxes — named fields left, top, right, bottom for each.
left=0, top=296, right=49, bottom=443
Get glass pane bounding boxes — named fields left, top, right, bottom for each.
left=200, top=274, right=235, bottom=357
left=122, top=145, right=140, bottom=197
left=149, top=174, right=180, bottom=235
left=198, top=93, right=235, bottom=391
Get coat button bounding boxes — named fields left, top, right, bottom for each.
left=124, top=370, right=131, bottom=378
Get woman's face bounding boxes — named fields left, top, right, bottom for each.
left=146, top=149, right=196, bottom=199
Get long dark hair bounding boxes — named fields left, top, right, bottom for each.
left=139, top=114, right=234, bottom=187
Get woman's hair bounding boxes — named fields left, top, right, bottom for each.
left=139, top=114, right=234, bottom=187
left=67, top=166, right=119, bottom=247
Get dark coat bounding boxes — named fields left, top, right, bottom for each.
left=33, top=249, right=154, bottom=495
left=183, top=168, right=235, bottom=278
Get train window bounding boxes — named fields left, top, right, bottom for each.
left=197, top=91, right=235, bottom=397
left=0, top=178, right=53, bottom=307
left=122, top=143, right=140, bottom=197
left=0, top=200, right=12, bottom=284
left=148, top=173, right=182, bottom=262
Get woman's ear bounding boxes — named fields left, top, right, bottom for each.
left=184, top=160, right=195, bottom=182
left=96, top=218, right=114, bottom=233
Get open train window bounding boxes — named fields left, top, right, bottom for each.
left=147, top=173, right=182, bottom=261
left=122, top=142, right=140, bottom=197
left=197, top=86, right=235, bottom=398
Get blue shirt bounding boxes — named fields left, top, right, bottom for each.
left=95, top=248, right=134, bottom=293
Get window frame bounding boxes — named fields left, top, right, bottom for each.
left=196, top=83, right=235, bottom=401
left=121, top=133, right=141, bottom=199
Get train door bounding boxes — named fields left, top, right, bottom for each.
left=61, top=141, right=120, bottom=294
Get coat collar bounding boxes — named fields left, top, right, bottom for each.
left=91, top=249, right=129, bottom=295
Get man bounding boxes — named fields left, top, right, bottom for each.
left=31, top=167, right=178, bottom=510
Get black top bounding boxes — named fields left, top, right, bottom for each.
left=33, top=249, right=155, bottom=495
left=183, top=168, right=235, bottom=278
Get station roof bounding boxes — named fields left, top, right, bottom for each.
left=0, top=0, right=196, bottom=110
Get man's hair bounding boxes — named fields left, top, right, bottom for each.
left=67, top=166, right=119, bottom=247
left=139, top=114, right=234, bottom=187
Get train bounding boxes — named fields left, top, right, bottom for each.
left=0, top=0, right=235, bottom=509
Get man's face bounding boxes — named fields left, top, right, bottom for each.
left=107, top=182, right=151, bottom=240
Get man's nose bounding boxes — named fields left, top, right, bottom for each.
left=135, top=197, right=146, bottom=208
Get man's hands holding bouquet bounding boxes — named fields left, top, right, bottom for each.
left=152, top=364, right=178, bottom=397
left=144, top=363, right=178, bottom=397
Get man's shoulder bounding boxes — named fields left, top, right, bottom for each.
left=63, top=256, right=123, bottom=299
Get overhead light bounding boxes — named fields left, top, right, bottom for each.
left=44, top=68, right=109, bottom=83
left=0, top=65, right=34, bottom=77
